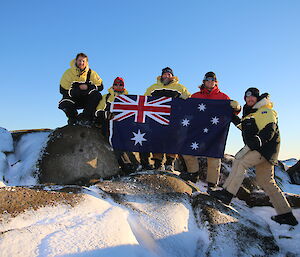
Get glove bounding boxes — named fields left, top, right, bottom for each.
left=69, top=85, right=81, bottom=98
left=230, top=100, right=241, bottom=112
left=235, top=145, right=251, bottom=160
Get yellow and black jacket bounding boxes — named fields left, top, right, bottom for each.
left=60, top=59, right=103, bottom=98
left=241, top=95, right=280, bottom=164
left=95, top=87, right=128, bottom=116
left=144, top=76, right=190, bottom=99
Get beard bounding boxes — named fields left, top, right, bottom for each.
left=161, top=77, right=172, bottom=85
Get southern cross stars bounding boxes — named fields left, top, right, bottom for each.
left=191, top=142, right=199, bottom=150
left=131, top=129, right=147, bottom=146
left=181, top=118, right=190, bottom=127
left=211, top=116, right=219, bottom=125
left=198, top=103, right=206, bottom=111
left=203, top=128, right=208, bottom=133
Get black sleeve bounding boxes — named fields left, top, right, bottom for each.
left=96, top=82, right=104, bottom=92
left=59, top=85, right=69, bottom=98
left=242, top=118, right=261, bottom=150
left=258, top=122, right=277, bottom=144
left=231, top=114, right=241, bottom=127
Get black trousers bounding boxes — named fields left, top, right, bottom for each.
left=59, top=90, right=102, bottom=120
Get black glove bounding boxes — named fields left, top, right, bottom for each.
left=69, top=83, right=82, bottom=98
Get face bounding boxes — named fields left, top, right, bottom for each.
left=245, top=96, right=258, bottom=107
left=161, top=72, right=173, bottom=84
left=76, top=56, right=88, bottom=70
left=113, top=82, right=124, bottom=92
left=161, top=72, right=173, bottom=79
left=203, top=78, right=216, bottom=90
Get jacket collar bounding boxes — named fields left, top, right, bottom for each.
left=199, top=85, right=221, bottom=95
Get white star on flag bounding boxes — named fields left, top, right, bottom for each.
left=191, top=142, right=199, bottom=150
left=181, top=118, right=190, bottom=127
left=131, top=129, right=147, bottom=146
left=198, top=103, right=206, bottom=111
left=203, top=128, right=208, bottom=133
left=211, top=116, right=219, bottom=125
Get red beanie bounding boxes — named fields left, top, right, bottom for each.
left=113, top=77, right=125, bottom=92
left=113, top=77, right=124, bottom=86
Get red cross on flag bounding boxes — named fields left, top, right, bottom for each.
left=111, top=95, right=172, bottom=125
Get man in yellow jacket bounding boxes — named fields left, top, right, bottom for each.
left=59, top=53, right=103, bottom=125
left=143, top=67, right=191, bottom=171
left=211, top=89, right=298, bottom=226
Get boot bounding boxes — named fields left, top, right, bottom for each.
left=165, top=157, right=175, bottom=172
left=77, top=113, right=93, bottom=126
left=179, top=171, right=199, bottom=183
left=271, top=212, right=298, bottom=226
left=207, top=182, right=216, bottom=194
left=120, top=163, right=137, bottom=175
left=153, top=159, right=164, bottom=171
left=67, top=116, right=77, bottom=125
left=140, top=153, right=153, bottom=170
left=210, top=189, right=234, bottom=205
left=142, top=163, right=154, bottom=170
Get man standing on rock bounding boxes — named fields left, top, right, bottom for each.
left=142, top=67, right=191, bottom=171
left=59, top=53, right=103, bottom=125
left=180, top=71, right=241, bottom=191
left=211, top=88, right=298, bottom=226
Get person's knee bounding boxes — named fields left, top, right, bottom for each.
left=59, top=99, right=75, bottom=110
left=88, top=90, right=102, bottom=102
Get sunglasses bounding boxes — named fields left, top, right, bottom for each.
left=113, top=83, right=124, bottom=86
left=204, top=77, right=216, bottom=81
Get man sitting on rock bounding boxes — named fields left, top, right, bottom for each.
left=59, top=53, right=103, bottom=126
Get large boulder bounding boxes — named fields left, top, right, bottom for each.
left=38, top=125, right=120, bottom=184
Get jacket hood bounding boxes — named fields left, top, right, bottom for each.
left=156, top=76, right=179, bottom=85
left=253, top=95, right=273, bottom=110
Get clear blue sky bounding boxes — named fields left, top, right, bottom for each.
left=1, top=0, right=299, bottom=159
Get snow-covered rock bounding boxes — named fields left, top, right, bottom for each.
left=0, top=127, right=13, bottom=153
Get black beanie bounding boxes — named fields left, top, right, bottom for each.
left=203, top=71, right=217, bottom=81
left=244, top=87, right=260, bottom=100
left=161, top=67, right=174, bottom=76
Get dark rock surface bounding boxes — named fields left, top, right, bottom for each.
left=192, top=194, right=280, bottom=256
left=287, top=160, right=300, bottom=185
left=0, top=186, right=83, bottom=221
left=38, top=125, right=120, bottom=184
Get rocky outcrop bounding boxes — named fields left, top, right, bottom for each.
left=38, top=125, right=120, bottom=184
left=287, top=160, right=300, bottom=185
left=192, top=194, right=279, bottom=256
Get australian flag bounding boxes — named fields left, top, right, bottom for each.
left=109, top=95, right=233, bottom=158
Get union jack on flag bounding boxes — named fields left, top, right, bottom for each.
left=111, top=95, right=172, bottom=125
left=110, top=95, right=233, bottom=158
